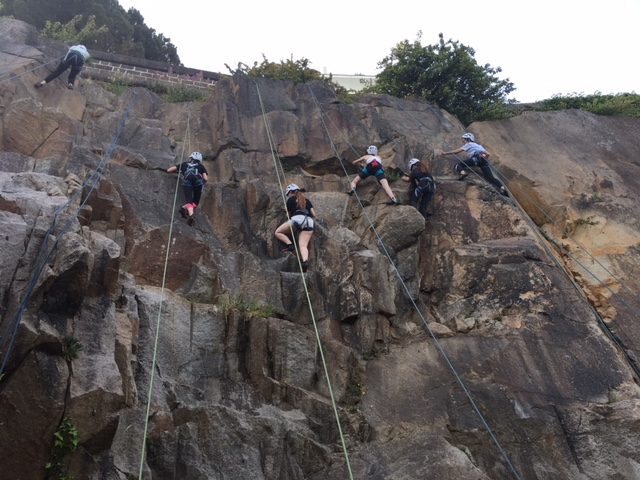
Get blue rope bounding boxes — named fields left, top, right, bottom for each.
left=0, top=93, right=134, bottom=378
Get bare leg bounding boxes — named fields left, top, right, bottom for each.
left=379, top=178, right=396, bottom=200
left=350, top=176, right=361, bottom=191
left=297, top=231, right=313, bottom=262
left=275, top=221, right=293, bottom=245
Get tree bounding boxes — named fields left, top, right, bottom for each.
left=373, top=32, right=515, bottom=125
left=127, top=8, right=179, bottom=64
left=41, top=15, right=109, bottom=46
left=2, top=0, right=180, bottom=64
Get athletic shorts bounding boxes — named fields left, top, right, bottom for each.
left=290, top=215, right=314, bottom=232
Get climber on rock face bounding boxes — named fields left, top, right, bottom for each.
left=34, top=44, right=90, bottom=90
left=401, top=158, right=436, bottom=218
left=348, top=145, right=399, bottom=205
left=166, top=151, right=208, bottom=225
left=441, top=133, right=508, bottom=196
left=274, top=183, right=316, bottom=272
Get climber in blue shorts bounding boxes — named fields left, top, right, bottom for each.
left=348, top=145, right=399, bottom=205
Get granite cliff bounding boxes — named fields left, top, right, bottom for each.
left=1, top=18, right=640, bottom=480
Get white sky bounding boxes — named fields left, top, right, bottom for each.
left=117, top=0, right=638, bottom=103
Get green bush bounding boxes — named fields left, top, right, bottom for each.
left=536, top=93, right=640, bottom=117
left=41, top=14, right=109, bottom=45
left=45, top=417, right=79, bottom=480
left=229, top=55, right=349, bottom=101
left=219, top=294, right=275, bottom=319
left=162, top=85, right=208, bottom=103
left=62, top=336, right=82, bottom=363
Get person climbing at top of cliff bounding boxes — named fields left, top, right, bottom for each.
left=441, top=133, right=508, bottom=196
left=34, top=44, right=90, bottom=90
left=166, top=151, right=208, bottom=226
left=274, top=183, right=317, bottom=272
left=348, top=145, right=399, bottom=205
left=401, top=158, right=436, bottom=218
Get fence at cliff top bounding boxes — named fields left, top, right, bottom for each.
left=84, top=50, right=221, bottom=91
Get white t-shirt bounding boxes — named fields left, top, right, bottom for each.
left=365, top=155, right=383, bottom=165
left=68, top=45, right=90, bottom=60
left=462, top=142, right=487, bottom=157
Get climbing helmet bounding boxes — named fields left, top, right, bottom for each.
left=461, top=133, right=475, bottom=142
left=285, top=183, right=300, bottom=195
left=189, top=151, right=203, bottom=162
left=366, top=145, right=378, bottom=155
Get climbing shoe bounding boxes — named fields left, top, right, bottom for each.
left=347, top=188, right=355, bottom=196
left=34, top=81, right=45, bottom=89
left=179, top=206, right=188, bottom=219
left=499, top=186, right=509, bottom=197
left=302, top=260, right=309, bottom=272
left=67, top=83, right=74, bottom=90
left=281, top=244, right=295, bottom=254
left=386, top=198, right=399, bottom=206
left=458, top=170, right=469, bottom=180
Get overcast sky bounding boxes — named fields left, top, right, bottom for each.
left=117, top=0, right=638, bottom=103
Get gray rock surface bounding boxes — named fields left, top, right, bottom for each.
left=1, top=17, right=639, bottom=480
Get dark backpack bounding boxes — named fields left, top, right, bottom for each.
left=415, top=176, right=436, bottom=196
left=182, top=162, right=203, bottom=184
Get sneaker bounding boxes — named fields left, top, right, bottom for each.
left=458, top=170, right=469, bottom=180
left=280, top=244, right=295, bottom=254
left=386, top=198, right=399, bottom=205
left=67, top=83, right=74, bottom=90
left=301, top=260, right=309, bottom=272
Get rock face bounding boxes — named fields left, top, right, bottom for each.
left=1, top=18, right=640, bottom=480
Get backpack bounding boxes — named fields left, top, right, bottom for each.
left=415, top=176, right=436, bottom=197
left=182, top=162, right=203, bottom=184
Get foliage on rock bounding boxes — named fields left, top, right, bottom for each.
left=2, top=0, right=180, bottom=63
left=370, top=32, right=515, bottom=125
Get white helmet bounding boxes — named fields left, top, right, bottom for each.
left=408, top=158, right=420, bottom=168
left=285, top=183, right=300, bottom=194
left=461, top=133, right=475, bottom=142
left=366, top=145, right=378, bottom=155
left=190, top=151, right=203, bottom=162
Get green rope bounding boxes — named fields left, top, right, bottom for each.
left=255, top=83, right=355, bottom=480
left=137, top=112, right=192, bottom=479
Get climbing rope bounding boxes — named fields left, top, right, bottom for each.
left=307, top=84, right=524, bottom=480
left=0, top=91, right=136, bottom=378
left=0, top=55, right=62, bottom=85
left=488, top=163, right=638, bottom=305
left=136, top=112, right=192, bottom=479
left=485, top=168, right=640, bottom=379
left=254, top=81, right=355, bottom=480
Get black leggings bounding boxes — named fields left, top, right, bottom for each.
left=182, top=183, right=204, bottom=206
left=456, top=156, right=504, bottom=190
left=45, top=51, right=84, bottom=85
left=410, top=181, right=435, bottom=218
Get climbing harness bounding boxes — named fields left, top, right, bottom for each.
left=0, top=55, right=62, bottom=85
left=255, top=80, right=355, bottom=480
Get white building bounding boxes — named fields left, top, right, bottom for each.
left=326, top=74, right=376, bottom=92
